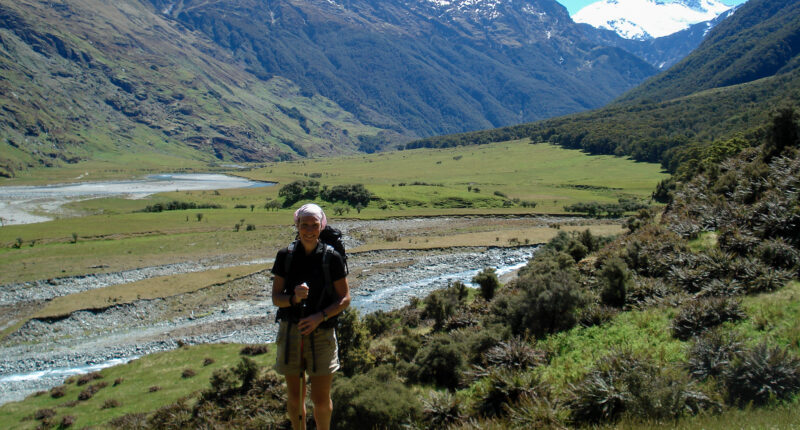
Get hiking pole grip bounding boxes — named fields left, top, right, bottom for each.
left=297, top=282, right=309, bottom=318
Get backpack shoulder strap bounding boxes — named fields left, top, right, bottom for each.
left=284, top=241, right=297, bottom=280
left=317, top=244, right=334, bottom=310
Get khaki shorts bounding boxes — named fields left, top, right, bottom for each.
left=275, top=320, right=340, bottom=376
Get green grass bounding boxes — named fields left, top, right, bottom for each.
left=246, top=140, right=668, bottom=213
left=0, top=343, right=276, bottom=429
left=537, top=307, right=684, bottom=391
left=1, top=140, right=665, bottom=285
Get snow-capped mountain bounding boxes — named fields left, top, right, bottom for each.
left=573, top=0, right=732, bottom=40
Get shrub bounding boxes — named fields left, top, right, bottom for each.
left=102, top=398, right=121, bottom=409
left=687, top=331, right=743, bottom=381
left=336, top=308, right=374, bottom=376
left=506, top=394, right=569, bottom=430
left=78, top=382, right=107, bottom=401
left=149, top=386, right=161, bottom=393
left=464, top=324, right=505, bottom=366
left=50, top=385, right=67, bottom=399
left=113, top=378, right=124, bottom=386
left=473, top=268, right=500, bottom=301
left=494, top=263, right=587, bottom=338
left=475, top=370, right=543, bottom=418
left=578, top=305, right=619, bottom=328
left=723, top=343, right=800, bottom=407
left=34, top=408, right=57, bottom=421
left=420, top=390, right=464, bottom=430
left=393, top=327, right=423, bottom=363
left=76, top=372, right=103, bottom=386
left=757, top=238, right=800, bottom=272
left=364, top=310, right=393, bottom=337
left=181, top=368, right=197, bottom=378
left=60, top=415, right=76, bottom=428
left=423, top=282, right=468, bottom=330
left=671, top=297, right=746, bottom=341
left=147, top=398, right=193, bottom=429
left=483, top=338, right=545, bottom=371
left=598, top=258, right=633, bottom=308
left=568, top=352, right=717, bottom=424
left=239, top=344, right=269, bottom=356
left=410, top=334, right=467, bottom=390
left=331, top=366, right=421, bottom=430
left=109, top=413, right=148, bottom=429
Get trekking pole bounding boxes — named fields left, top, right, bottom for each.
left=298, top=283, right=308, bottom=429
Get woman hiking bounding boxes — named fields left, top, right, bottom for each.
left=272, top=203, right=350, bottom=430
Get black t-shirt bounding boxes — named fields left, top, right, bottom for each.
left=272, top=241, right=347, bottom=319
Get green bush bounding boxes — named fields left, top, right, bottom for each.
left=423, top=282, right=468, bottom=330
left=671, top=297, right=746, bottom=341
left=598, top=257, right=633, bottom=308
left=410, top=333, right=468, bottom=390
left=392, top=327, right=423, bottom=363
left=332, top=366, right=421, bottom=430
left=723, top=343, right=800, bottom=407
left=336, top=308, right=374, bottom=376
left=364, top=310, right=394, bottom=337
left=494, top=260, right=587, bottom=338
left=473, top=268, right=500, bottom=301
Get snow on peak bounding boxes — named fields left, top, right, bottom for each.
left=573, top=0, right=731, bottom=40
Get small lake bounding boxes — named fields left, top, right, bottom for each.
left=0, top=173, right=274, bottom=225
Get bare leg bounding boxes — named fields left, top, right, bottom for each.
left=309, top=373, right=334, bottom=430
left=285, top=374, right=306, bottom=430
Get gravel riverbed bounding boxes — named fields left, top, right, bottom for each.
left=0, top=219, right=544, bottom=404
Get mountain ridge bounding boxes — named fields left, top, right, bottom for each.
left=573, top=0, right=731, bottom=40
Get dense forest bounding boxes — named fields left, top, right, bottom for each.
left=104, top=108, right=800, bottom=430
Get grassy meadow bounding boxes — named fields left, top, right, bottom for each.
left=0, top=140, right=667, bottom=286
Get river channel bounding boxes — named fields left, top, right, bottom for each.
left=0, top=173, right=273, bottom=225
left=0, top=240, right=540, bottom=405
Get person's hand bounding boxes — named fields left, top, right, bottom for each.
left=298, top=312, right=323, bottom=335
left=294, top=283, right=309, bottom=302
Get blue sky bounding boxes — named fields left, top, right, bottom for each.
left=556, top=0, right=749, bottom=16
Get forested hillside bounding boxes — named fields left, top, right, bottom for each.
left=405, top=0, right=800, bottom=173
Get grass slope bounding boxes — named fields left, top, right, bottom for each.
left=0, top=344, right=276, bottom=429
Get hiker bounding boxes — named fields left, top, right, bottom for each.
left=272, top=203, right=350, bottom=430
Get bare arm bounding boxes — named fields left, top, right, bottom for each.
left=272, top=275, right=308, bottom=308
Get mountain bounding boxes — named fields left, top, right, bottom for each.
left=0, top=0, right=387, bottom=178
left=584, top=7, right=738, bottom=70
left=405, top=0, right=800, bottom=170
left=149, top=0, right=657, bottom=137
left=573, top=0, right=732, bottom=40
